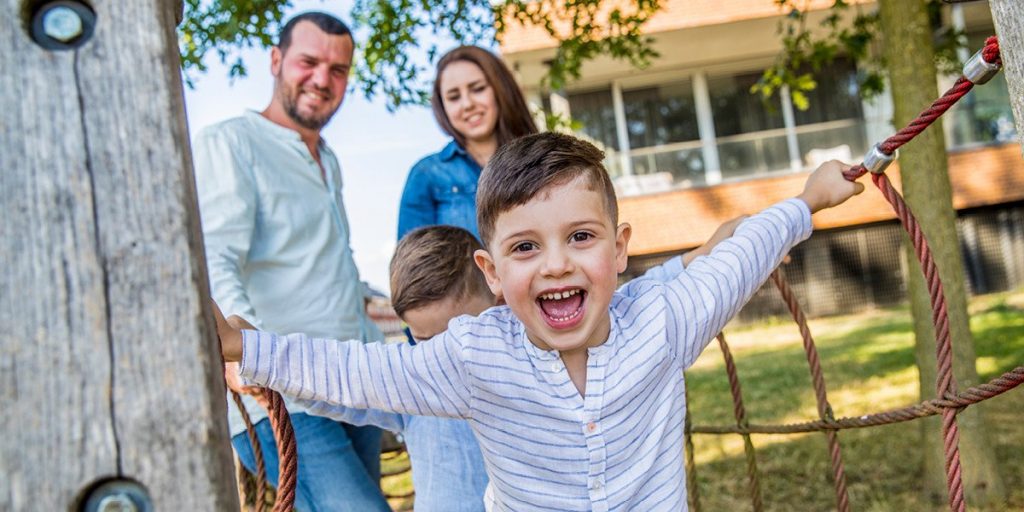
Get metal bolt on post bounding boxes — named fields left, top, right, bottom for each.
left=30, top=1, right=96, bottom=50
left=42, top=5, right=83, bottom=42
left=96, top=493, right=138, bottom=512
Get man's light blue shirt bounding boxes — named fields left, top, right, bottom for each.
left=193, top=110, right=379, bottom=435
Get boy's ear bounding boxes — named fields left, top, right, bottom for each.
left=473, top=249, right=504, bottom=297
left=615, top=222, right=632, bottom=273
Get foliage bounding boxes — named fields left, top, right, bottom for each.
left=178, top=0, right=292, bottom=87
left=754, top=0, right=968, bottom=110
left=178, top=0, right=661, bottom=110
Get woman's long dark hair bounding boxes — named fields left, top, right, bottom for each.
left=431, top=46, right=538, bottom=150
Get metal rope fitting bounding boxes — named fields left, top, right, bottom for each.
left=963, top=49, right=1001, bottom=84
left=862, top=144, right=895, bottom=174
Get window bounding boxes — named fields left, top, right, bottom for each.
left=708, top=71, right=790, bottom=180
left=562, top=58, right=871, bottom=195
left=622, top=80, right=705, bottom=186
left=567, top=89, right=619, bottom=151
left=792, top=59, right=868, bottom=169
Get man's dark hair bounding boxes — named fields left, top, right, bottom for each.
left=390, top=226, right=492, bottom=318
left=278, top=12, right=352, bottom=53
left=476, top=132, right=618, bottom=247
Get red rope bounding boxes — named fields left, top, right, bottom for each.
left=771, top=272, right=850, bottom=512
left=843, top=37, right=1001, bottom=182
left=833, top=36, right=1003, bottom=512
left=265, top=390, right=298, bottom=512
left=982, top=36, right=1001, bottom=68
left=872, top=173, right=965, bottom=511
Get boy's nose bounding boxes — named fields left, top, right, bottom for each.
left=541, top=248, right=574, bottom=277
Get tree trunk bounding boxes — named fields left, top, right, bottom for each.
left=990, top=0, right=1024, bottom=150
left=0, top=0, right=239, bottom=509
left=878, top=0, right=1005, bottom=506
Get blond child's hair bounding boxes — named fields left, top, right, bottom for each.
left=389, top=225, right=492, bottom=317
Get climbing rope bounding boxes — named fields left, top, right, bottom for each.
left=685, top=36, right=1024, bottom=512
left=232, top=389, right=297, bottom=512
left=232, top=390, right=267, bottom=512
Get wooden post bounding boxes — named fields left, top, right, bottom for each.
left=990, top=0, right=1024, bottom=150
left=0, top=0, right=239, bottom=510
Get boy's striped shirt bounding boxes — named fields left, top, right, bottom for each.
left=241, top=199, right=812, bottom=511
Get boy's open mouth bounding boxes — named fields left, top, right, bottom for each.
left=537, top=288, right=586, bottom=329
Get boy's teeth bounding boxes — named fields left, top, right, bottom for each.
left=541, top=289, right=578, bottom=300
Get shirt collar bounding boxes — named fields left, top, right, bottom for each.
left=440, top=140, right=468, bottom=162
left=244, top=110, right=329, bottom=151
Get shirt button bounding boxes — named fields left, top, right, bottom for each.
left=452, top=186, right=460, bottom=193
left=550, top=362, right=560, bottom=372
left=592, top=479, right=603, bottom=489
left=587, top=422, right=597, bottom=432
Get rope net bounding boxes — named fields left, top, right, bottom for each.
left=686, top=36, right=1023, bottom=512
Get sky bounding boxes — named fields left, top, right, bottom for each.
left=183, top=0, right=466, bottom=294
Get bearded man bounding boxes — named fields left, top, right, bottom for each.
left=192, top=12, right=391, bottom=511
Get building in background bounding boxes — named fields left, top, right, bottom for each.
left=500, top=0, right=1023, bottom=321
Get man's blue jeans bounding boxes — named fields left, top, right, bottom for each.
left=232, top=413, right=391, bottom=512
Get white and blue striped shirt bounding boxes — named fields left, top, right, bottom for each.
left=240, top=199, right=812, bottom=511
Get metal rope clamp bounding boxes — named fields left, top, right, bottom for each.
left=963, top=49, right=1001, bottom=85
left=862, top=144, right=895, bottom=174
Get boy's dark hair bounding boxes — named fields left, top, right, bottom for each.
left=390, top=226, right=492, bottom=318
left=476, top=132, right=618, bottom=247
left=278, top=12, right=352, bottom=53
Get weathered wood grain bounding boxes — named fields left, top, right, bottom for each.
left=990, top=0, right=1024, bottom=152
left=0, top=0, right=238, bottom=509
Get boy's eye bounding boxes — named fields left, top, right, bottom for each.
left=512, top=241, right=537, bottom=253
left=570, top=232, right=593, bottom=243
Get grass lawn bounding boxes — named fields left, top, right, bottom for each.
left=685, top=288, right=1024, bottom=511
left=382, top=289, right=1024, bottom=511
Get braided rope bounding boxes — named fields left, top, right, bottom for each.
left=716, top=334, right=764, bottom=512
left=691, top=367, right=1024, bottom=435
left=232, top=391, right=267, bottom=512
left=871, top=172, right=966, bottom=511
left=843, top=37, right=1001, bottom=182
left=263, top=390, right=298, bottom=512
left=770, top=272, right=850, bottom=512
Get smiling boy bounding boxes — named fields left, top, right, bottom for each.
left=217, top=132, right=862, bottom=510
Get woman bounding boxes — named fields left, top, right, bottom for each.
left=397, top=45, right=538, bottom=240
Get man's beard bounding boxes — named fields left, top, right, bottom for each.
left=278, top=83, right=337, bottom=130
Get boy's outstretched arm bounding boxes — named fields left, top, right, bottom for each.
left=796, top=160, right=865, bottom=213
left=662, top=159, right=863, bottom=368
left=681, top=215, right=748, bottom=266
